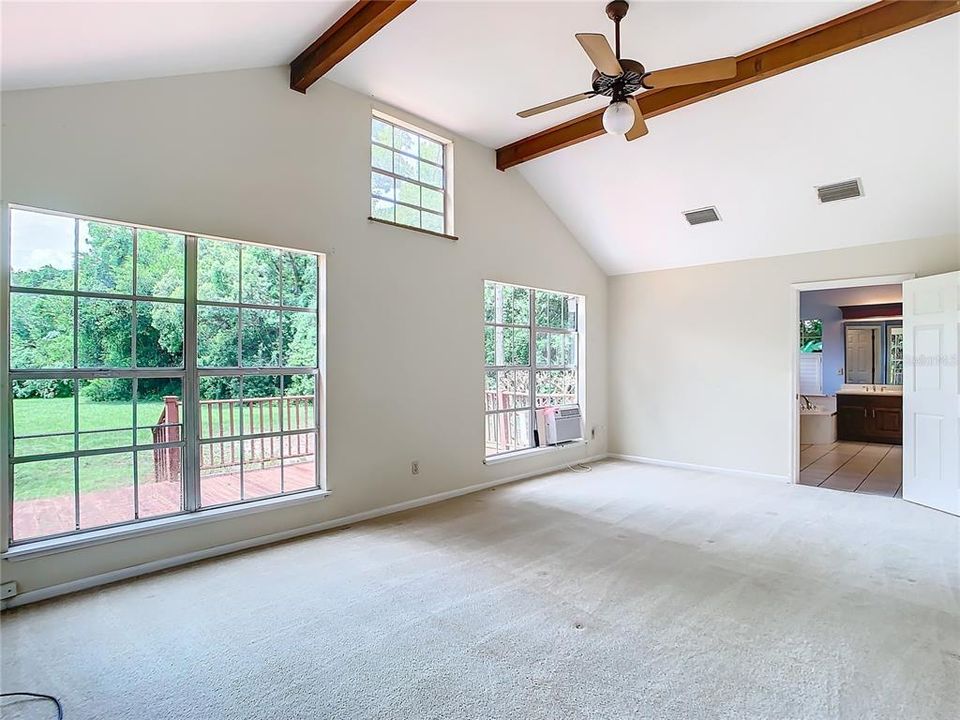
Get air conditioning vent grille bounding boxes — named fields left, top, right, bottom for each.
left=817, top=178, right=863, bottom=203
left=683, top=207, right=720, bottom=225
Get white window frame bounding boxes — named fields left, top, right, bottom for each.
left=369, top=110, right=454, bottom=237
left=2, top=205, right=327, bottom=548
left=483, top=280, right=584, bottom=460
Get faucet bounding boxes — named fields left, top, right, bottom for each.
left=800, top=395, right=814, bottom=410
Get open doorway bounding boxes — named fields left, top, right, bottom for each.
left=789, top=275, right=913, bottom=496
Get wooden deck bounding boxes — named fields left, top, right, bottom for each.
left=799, top=442, right=902, bottom=497
left=13, top=461, right=317, bottom=542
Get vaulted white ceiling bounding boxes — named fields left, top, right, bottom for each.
left=520, top=15, right=960, bottom=274
left=3, top=1, right=958, bottom=274
left=0, top=1, right=352, bottom=90
left=324, top=0, right=866, bottom=148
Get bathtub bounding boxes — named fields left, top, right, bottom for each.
left=800, top=405, right=837, bottom=445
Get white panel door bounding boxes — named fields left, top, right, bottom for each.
left=845, top=327, right=878, bottom=383
left=902, top=271, right=959, bottom=515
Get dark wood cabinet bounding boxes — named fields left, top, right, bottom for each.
left=836, top=393, right=902, bottom=444
left=837, top=404, right=867, bottom=440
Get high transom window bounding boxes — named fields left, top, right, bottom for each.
left=483, top=281, right=582, bottom=458
left=5, top=206, right=324, bottom=545
left=370, top=112, right=449, bottom=235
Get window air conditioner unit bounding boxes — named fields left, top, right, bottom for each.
left=543, top=405, right=583, bottom=445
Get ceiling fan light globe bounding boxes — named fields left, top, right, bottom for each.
left=602, top=100, right=635, bottom=135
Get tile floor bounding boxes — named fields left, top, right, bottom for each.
left=799, top=441, right=902, bottom=497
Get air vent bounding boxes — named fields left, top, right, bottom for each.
left=683, top=206, right=721, bottom=226
left=816, top=178, right=863, bottom=203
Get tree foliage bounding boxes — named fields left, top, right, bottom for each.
left=11, top=223, right=318, bottom=402
left=482, top=282, right=579, bottom=402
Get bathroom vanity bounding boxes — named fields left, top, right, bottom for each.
left=834, top=309, right=904, bottom=444
left=836, top=386, right=902, bottom=444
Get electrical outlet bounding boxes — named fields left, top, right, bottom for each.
left=1, top=581, right=18, bottom=599
left=411, top=461, right=420, bottom=475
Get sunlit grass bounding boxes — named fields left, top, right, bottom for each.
left=11, top=397, right=315, bottom=500
left=12, top=398, right=163, bottom=500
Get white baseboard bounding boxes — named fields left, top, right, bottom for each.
left=2, top=453, right=606, bottom=610
left=608, top=453, right=790, bottom=483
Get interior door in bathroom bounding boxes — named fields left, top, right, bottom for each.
left=845, top=327, right=880, bottom=383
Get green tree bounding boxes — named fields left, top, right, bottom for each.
left=11, top=225, right=318, bottom=403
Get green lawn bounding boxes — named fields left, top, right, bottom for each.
left=13, top=397, right=164, bottom=500
left=12, top=397, right=314, bottom=500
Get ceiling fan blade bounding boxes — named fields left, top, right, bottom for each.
left=517, top=92, right=597, bottom=118
left=575, top=33, right=623, bottom=77
left=642, top=57, right=737, bottom=89
left=625, top=96, right=648, bottom=141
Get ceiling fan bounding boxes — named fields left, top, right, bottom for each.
left=517, top=1, right=738, bottom=141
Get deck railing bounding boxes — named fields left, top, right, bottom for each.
left=151, top=396, right=183, bottom=484
left=484, top=391, right=576, bottom=452
left=484, top=390, right=576, bottom=410
left=152, top=395, right=315, bottom=482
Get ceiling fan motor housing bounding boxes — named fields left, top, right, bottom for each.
left=592, top=59, right=645, bottom=97
left=605, top=1, right=629, bottom=23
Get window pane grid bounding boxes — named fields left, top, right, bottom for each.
left=8, top=207, right=323, bottom=545
left=371, top=140, right=444, bottom=170
left=533, top=326, right=577, bottom=335
left=371, top=170, right=445, bottom=197
left=195, top=257, right=319, bottom=510
left=393, top=198, right=444, bottom=217
left=371, top=164, right=446, bottom=187
left=10, top=298, right=186, bottom=372
left=483, top=281, right=581, bottom=459
left=11, top=438, right=184, bottom=463
left=196, top=299, right=315, bottom=313
left=9, top=286, right=186, bottom=303
left=371, top=115, right=447, bottom=234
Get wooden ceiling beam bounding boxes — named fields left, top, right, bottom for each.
left=291, top=0, right=416, bottom=93
left=496, top=0, right=960, bottom=170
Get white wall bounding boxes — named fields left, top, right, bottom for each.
left=607, top=236, right=959, bottom=478
left=0, top=67, right=608, bottom=598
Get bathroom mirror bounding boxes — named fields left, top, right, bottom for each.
left=843, top=321, right=903, bottom=386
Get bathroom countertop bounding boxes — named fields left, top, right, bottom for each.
left=836, top=386, right=903, bottom=397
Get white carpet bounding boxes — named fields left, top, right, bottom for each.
left=1, top=460, right=958, bottom=719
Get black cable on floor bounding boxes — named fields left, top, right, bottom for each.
left=1, top=692, right=63, bottom=719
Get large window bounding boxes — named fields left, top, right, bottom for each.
left=5, top=207, right=324, bottom=545
left=483, top=281, right=582, bottom=458
left=370, top=113, right=450, bottom=235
